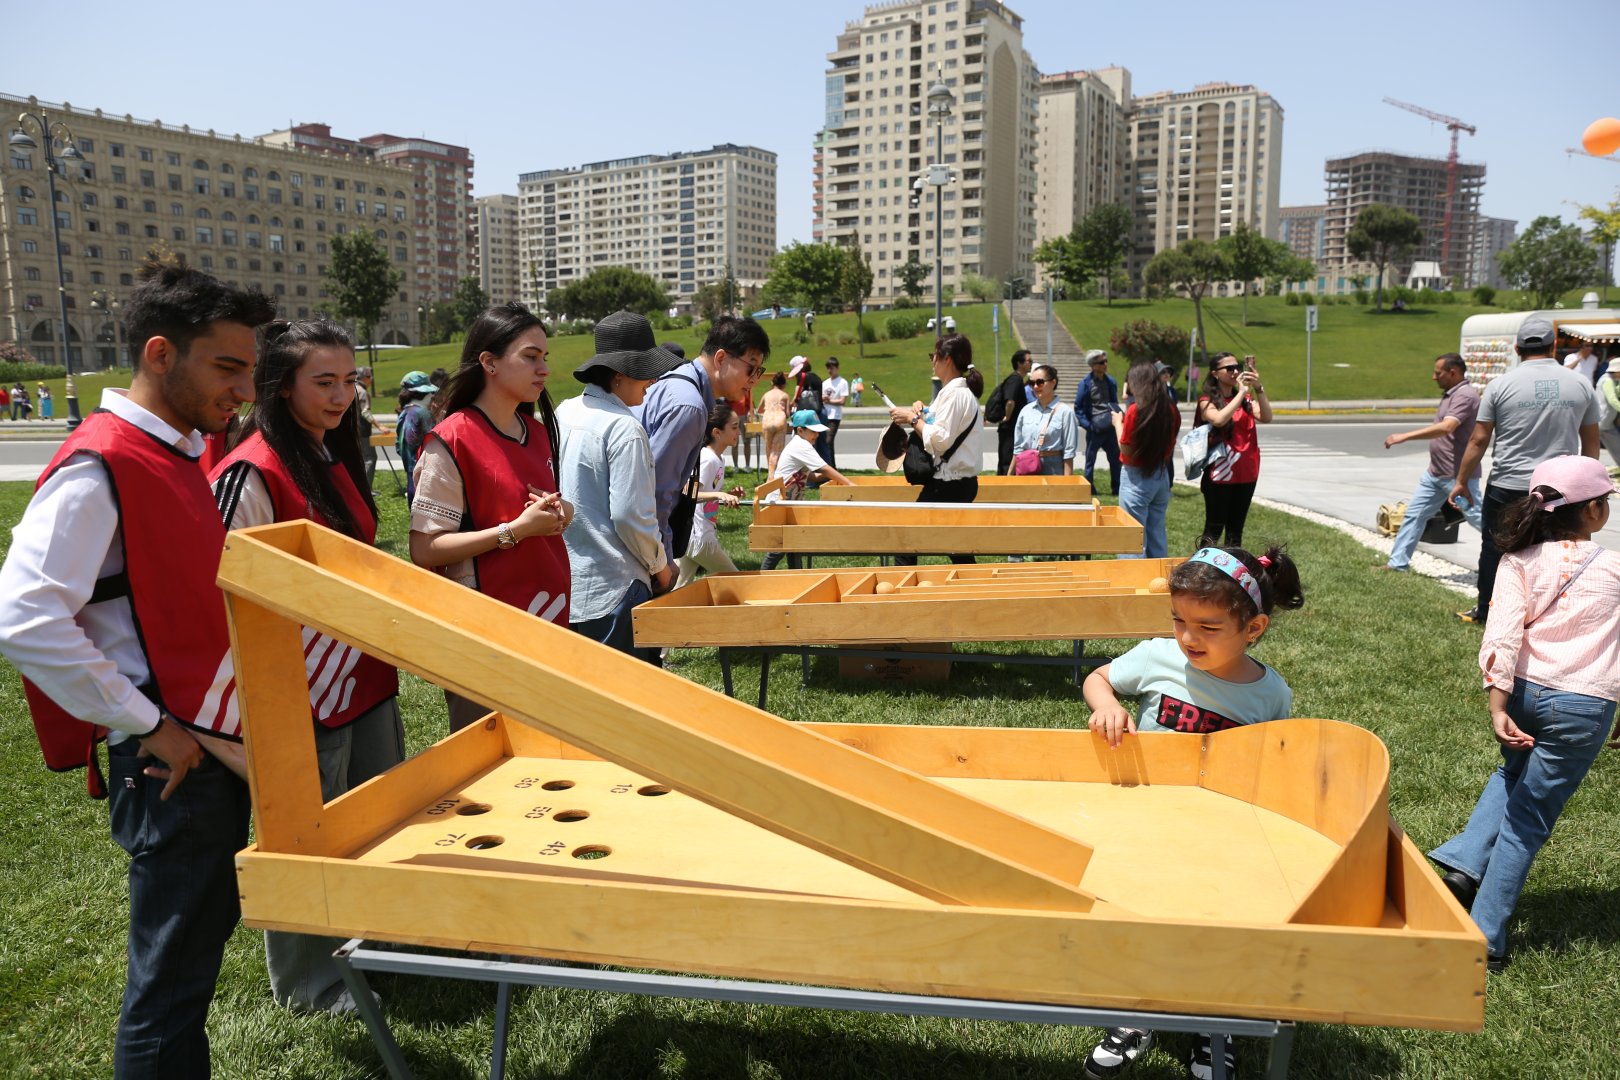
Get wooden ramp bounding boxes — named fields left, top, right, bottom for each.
left=220, top=522, right=1486, bottom=1031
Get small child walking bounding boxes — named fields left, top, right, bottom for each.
left=759, top=409, right=852, bottom=571
left=1430, top=455, right=1620, bottom=972
left=1081, top=544, right=1305, bottom=1080
left=675, top=404, right=747, bottom=589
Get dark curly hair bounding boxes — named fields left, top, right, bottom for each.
left=122, top=255, right=277, bottom=367
left=1170, top=543, right=1305, bottom=623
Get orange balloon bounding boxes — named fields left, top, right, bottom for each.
left=1583, top=117, right=1620, bottom=157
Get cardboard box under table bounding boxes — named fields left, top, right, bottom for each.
left=217, top=522, right=1484, bottom=1078
left=816, top=473, right=1094, bottom=503
left=749, top=484, right=1143, bottom=560
left=634, top=559, right=1177, bottom=702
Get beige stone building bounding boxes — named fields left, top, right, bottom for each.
left=1034, top=67, right=1130, bottom=250
left=517, top=144, right=776, bottom=314
left=262, top=123, right=475, bottom=310
left=0, top=93, right=425, bottom=368
left=815, top=0, right=1038, bottom=302
left=1124, top=82, right=1283, bottom=282
left=472, top=193, right=521, bottom=305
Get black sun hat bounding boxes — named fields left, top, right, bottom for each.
left=573, top=311, right=685, bottom=383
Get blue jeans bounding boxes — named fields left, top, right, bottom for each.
left=1386, top=471, right=1482, bottom=569
left=572, top=578, right=659, bottom=665
left=1083, top=425, right=1121, bottom=496
left=1119, top=462, right=1171, bottom=559
left=108, top=737, right=251, bottom=1079
left=1430, top=679, right=1614, bottom=956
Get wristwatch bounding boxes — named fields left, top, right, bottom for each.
left=495, top=522, right=518, bottom=550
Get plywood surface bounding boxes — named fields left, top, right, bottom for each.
left=818, top=474, right=1094, bottom=503
left=748, top=500, right=1143, bottom=555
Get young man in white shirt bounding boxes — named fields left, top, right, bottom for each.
left=0, top=260, right=275, bottom=1078
left=820, top=357, right=850, bottom=468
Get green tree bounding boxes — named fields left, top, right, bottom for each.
left=1217, top=222, right=1290, bottom=325
left=1345, top=204, right=1423, bottom=313
left=959, top=272, right=1003, bottom=302
left=1033, top=232, right=1086, bottom=295
left=1576, top=197, right=1620, bottom=304
left=327, top=231, right=403, bottom=365
left=545, top=266, right=670, bottom=323
left=1142, top=238, right=1229, bottom=365
left=1075, top=203, right=1135, bottom=305
left=896, top=257, right=929, bottom=301
left=839, top=242, right=875, bottom=358
left=1498, top=215, right=1602, bottom=309
left=763, top=242, right=847, bottom=312
left=451, top=276, right=489, bottom=332
left=691, top=281, right=728, bottom=323
left=424, top=301, right=459, bottom=345
left=1109, top=319, right=1191, bottom=371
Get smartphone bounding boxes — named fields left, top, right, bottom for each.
left=1243, top=355, right=1256, bottom=371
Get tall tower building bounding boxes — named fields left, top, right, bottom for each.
left=1123, top=82, right=1283, bottom=281
left=516, top=144, right=776, bottom=313
left=1471, top=215, right=1517, bottom=291
left=816, top=0, right=1038, bottom=302
left=471, top=194, right=521, bottom=305
left=1034, top=67, right=1129, bottom=246
left=1321, top=151, right=1485, bottom=285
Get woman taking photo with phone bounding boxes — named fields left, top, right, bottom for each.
left=1196, top=352, right=1272, bottom=547
left=888, top=333, right=984, bottom=565
left=409, top=303, right=573, bottom=730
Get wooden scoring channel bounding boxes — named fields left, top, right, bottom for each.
left=634, top=559, right=1177, bottom=647
left=817, top=474, right=1095, bottom=503
left=748, top=495, right=1143, bottom=556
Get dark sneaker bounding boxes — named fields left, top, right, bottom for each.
left=1487, top=953, right=1510, bottom=974
left=1188, top=1033, right=1235, bottom=1080
left=1440, top=870, right=1477, bottom=912
left=1455, top=608, right=1484, bottom=624
left=1085, top=1027, right=1153, bottom=1079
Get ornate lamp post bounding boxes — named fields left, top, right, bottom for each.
left=925, top=71, right=957, bottom=337
left=10, top=109, right=85, bottom=428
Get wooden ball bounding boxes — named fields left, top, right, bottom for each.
left=1148, top=577, right=1169, bottom=593
left=918, top=580, right=937, bottom=587
left=875, top=581, right=897, bottom=594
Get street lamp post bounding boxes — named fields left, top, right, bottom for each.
left=11, top=110, right=85, bottom=428
left=925, top=71, right=956, bottom=338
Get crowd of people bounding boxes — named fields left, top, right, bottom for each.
left=1, top=255, right=1616, bottom=1080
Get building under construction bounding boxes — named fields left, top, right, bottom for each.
left=1321, top=150, right=1485, bottom=286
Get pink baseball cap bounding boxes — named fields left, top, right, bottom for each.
left=1530, top=455, right=1618, bottom=511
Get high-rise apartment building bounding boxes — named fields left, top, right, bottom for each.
left=1278, top=205, right=1326, bottom=262
left=1034, top=67, right=1129, bottom=247
left=1321, top=151, right=1484, bottom=286
left=1123, top=82, right=1283, bottom=281
left=472, top=194, right=521, bottom=305
left=517, top=144, right=776, bottom=313
left=262, top=123, right=475, bottom=306
left=0, top=93, right=423, bottom=366
left=816, top=0, right=1039, bottom=302
left=1470, top=215, right=1516, bottom=291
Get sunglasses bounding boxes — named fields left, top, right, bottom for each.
left=1214, top=365, right=1240, bottom=373
left=1028, top=377, right=1051, bottom=386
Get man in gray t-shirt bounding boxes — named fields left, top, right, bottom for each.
left=1450, top=317, right=1600, bottom=623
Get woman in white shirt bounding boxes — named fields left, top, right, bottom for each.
left=888, top=334, right=984, bottom=565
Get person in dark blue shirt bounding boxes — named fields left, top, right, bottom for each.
left=1074, top=349, right=1122, bottom=495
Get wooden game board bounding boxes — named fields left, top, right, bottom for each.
left=633, top=559, right=1175, bottom=648
left=219, top=522, right=1485, bottom=1032
left=816, top=474, right=1094, bottom=502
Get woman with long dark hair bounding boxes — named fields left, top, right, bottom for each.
left=1117, top=360, right=1181, bottom=558
left=210, top=318, right=402, bottom=1014
left=888, top=333, right=984, bottom=565
left=409, top=302, right=573, bottom=730
left=1196, top=351, right=1272, bottom=546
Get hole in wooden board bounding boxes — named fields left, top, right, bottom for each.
left=637, top=785, right=671, bottom=797
left=553, top=809, right=590, bottom=822
left=541, top=780, right=574, bottom=791
left=465, top=835, right=505, bottom=850
left=572, top=845, right=611, bottom=860
left=455, top=802, right=493, bottom=816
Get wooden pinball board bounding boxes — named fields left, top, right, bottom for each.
left=634, top=558, right=1176, bottom=648
left=749, top=487, right=1143, bottom=556
left=218, top=522, right=1485, bottom=1032
left=817, top=474, right=1094, bottom=503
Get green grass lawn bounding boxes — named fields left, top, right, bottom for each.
left=2, top=476, right=1618, bottom=1077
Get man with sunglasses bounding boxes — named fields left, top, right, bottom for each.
left=640, top=315, right=770, bottom=573
left=1074, top=349, right=1122, bottom=495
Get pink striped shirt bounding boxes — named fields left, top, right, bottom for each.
left=1480, top=539, right=1620, bottom=702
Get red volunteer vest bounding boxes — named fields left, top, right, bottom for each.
left=23, top=409, right=240, bottom=798
left=211, top=433, right=399, bottom=728
left=431, top=407, right=570, bottom=624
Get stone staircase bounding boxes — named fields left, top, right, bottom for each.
left=1005, top=299, right=1091, bottom=397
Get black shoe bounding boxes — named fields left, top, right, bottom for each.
left=1440, top=870, right=1477, bottom=912
left=1487, top=953, right=1510, bottom=973
left=1455, top=608, right=1484, bottom=624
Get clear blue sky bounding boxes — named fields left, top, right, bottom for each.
left=9, top=0, right=1617, bottom=250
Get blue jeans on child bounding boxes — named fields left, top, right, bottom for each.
left=1118, top=462, right=1171, bottom=559
left=1386, top=471, right=1482, bottom=570
left=1429, top=678, right=1614, bottom=957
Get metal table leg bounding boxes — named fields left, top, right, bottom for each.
left=1266, top=1021, right=1297, bottom=1080
left=757, top=650, right=771, bottom=709
left=490, top=980, right=514, bottom=1080
left=332, top=939, right=413, bottom=1080
left=719, top=647, right=734, bottom=698
left=801, top=647, right=811, bottom=689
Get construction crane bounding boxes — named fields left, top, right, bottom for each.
left=1567, top=147, right=1620, bottom=165
left=1383, top=97, right=1477, bottom=276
